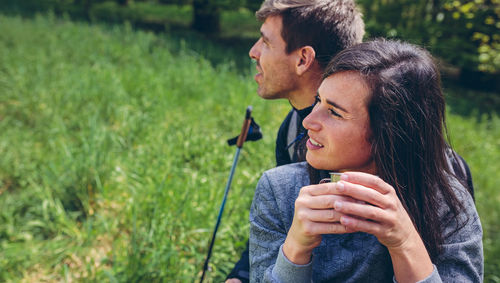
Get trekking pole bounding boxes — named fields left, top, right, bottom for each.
left=200, top=106, right=257, bottom=283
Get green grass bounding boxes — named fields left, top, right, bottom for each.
left=447, top=113, right=500, bottom=282
left=0, top=13, right=498, bottom=282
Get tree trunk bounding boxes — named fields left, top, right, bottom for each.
left=75, top=0, right=92, bottom=21
left=192, top=0, right=220, bottom=34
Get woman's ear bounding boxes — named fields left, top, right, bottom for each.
left=295, top=46, right=316, bottom=76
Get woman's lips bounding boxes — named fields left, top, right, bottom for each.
left=306, top=137, right=324, bottom=150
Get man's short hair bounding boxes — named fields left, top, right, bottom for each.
left=256, top=0, right=365, bottom=69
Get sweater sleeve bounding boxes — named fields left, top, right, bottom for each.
left=392, top=177, right=482, bottom=283
left=422, top=178, right=483, bottom=282
left=250, top=169, right=313, bottom=283
left=249, top=172, right=287, bottom=282
left=271, top=244, right=313, bottom=283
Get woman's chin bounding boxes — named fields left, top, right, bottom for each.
left=306, top=155, right=330, bottom=171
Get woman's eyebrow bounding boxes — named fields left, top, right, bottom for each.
left=317, top=91, right=349, bottom=113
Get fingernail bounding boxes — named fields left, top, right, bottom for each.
left=334, top=201, right=343, bottom=209
left=341, top=216, right=350, bottom=225
left=341, top=174, right=348, bottom=181
left=336, top=182, right=345, bottom=192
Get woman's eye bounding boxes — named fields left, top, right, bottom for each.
left=315, top=94, right=342, bottom=118
left=329, top=109, right=342, bottom=118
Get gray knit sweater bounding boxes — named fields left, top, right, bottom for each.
left=249, top=162, right=483, bottom=282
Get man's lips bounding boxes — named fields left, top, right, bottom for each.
left=255, top=63, right=262, bottom=75
left=306, top=137, right=324, bottom=150
left=254, top=73, right=262, bottom=82
left=254, top=66, right=263, bottom=82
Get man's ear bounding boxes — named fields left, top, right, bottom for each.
left=295, top=46, right=316, bottom=76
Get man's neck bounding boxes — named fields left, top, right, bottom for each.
left=288, top=83, right=319, bottom=110
left=289, top=98, right=313, bottom=110
left=288, top=62, right=323, bottom=110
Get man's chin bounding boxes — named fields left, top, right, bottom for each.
left=257, top=91, right=273, bottom=100
left=257, top=89, right=281, bottom=100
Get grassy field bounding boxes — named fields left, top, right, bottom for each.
left=0, top=13, right=498, bottom=282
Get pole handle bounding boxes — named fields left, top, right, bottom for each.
left=236, top=106, right=252, bottom=148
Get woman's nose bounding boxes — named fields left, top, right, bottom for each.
left=303, top=108, right=321, bottom=131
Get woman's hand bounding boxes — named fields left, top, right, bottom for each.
left=333, top=172, right=434, bottom=281
left=283, top=183, right=358, bottom=264
left=283, top=171, right=434, bottom=282
left=330, top=172, right=418, bottom=249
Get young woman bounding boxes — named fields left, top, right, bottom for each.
left=249, top=40, right=483, bottom=282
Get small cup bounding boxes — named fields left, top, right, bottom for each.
left=329, top=172, right=342, bottom=183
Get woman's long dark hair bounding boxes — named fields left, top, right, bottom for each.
left=308, top=39, right=465, bottom=260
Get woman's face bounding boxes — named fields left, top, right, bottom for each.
left=303, top=71, right=376, bottom=174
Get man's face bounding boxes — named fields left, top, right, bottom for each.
left=249, top=15, right=298, bottom=100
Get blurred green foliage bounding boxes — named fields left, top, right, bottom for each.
left=357, top=0, right=499, bottom=76
left=0, top=0, right=497, bottom=82
left=443, top=0, right=500, bottom=74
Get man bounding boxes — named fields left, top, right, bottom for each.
left=226, top=0, right=474, bottom=282
left=249, top=0, right=366, bottom=167
left=226, top=1, right=365, bottom=282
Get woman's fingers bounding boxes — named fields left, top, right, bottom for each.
left=296, top=193, right=360, bottom=210
left=300, top=177, right=394, bottom=210
left=331, top=173, right=419, bottom=250
left=335, top=181, right=394, bottom=210
left=300, top=183, right=339, bottom=196
left=339, top=215, right=383, bottom=235
left=333, top=199, right=392, bottom=224
left=301, top=221, right=350, bottom=235
left=296, top=208, right=343, bottom=223
left=341, top=172, right=393, bottom=195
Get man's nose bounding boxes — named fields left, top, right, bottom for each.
left=249, top=38, right=261, bottom=60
